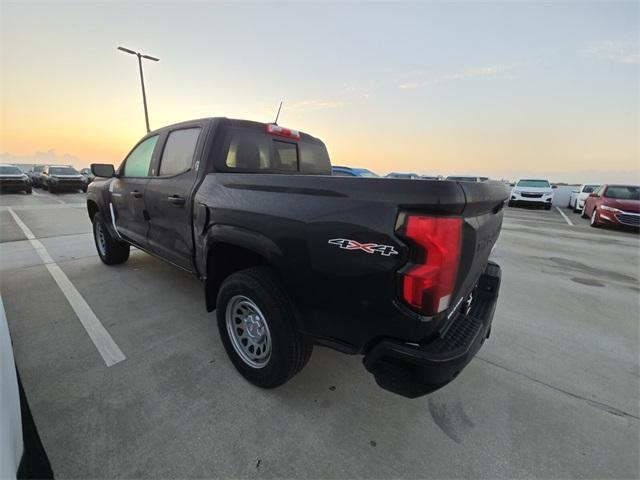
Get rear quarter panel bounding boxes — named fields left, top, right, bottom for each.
left=195, top=174, right=505, bottom=351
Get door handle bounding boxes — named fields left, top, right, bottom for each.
left=167, top=195, right=185, bottom=205
left=130, top=190, right=143, bottom=198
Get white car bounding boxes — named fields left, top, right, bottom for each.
left=568, top=184, right=600, bottom=213
left=509, top=179, right=554, bottom=210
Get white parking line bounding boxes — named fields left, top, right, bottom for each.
left=555, top=206, right=574, bottom=226
left=32, top=189, right=65, bottom=204
left=7, top=208, right=125, bottom=367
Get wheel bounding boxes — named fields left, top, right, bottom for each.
left=567, top=198, right=573, bottom=208
left=573, top=204, right=581, bottom=214
left=508, top=200, right=514, bottom=207
left=590, top=209, right=601, bottom=228
left=544, top=204, right=551, bottom=211
left=92, top=213, right=130, bottom=265
left=25, top=186, right=32, bottom=194
left=581, top=205, right=589, bottom=218
left=42, top=183, right=48, bottom=191
left=216, top=267, right=312, bottom=389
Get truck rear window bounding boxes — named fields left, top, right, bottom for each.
left=223, top=128, right=330, bottom=174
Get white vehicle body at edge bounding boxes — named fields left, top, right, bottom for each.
left=0, top=294, right=23, bottom=479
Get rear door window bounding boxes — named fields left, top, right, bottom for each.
left=123, top=136, right=158, bottom=177
left=159, top=128, right=200, bottom=176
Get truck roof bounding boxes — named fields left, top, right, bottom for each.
left=149, top=117, right=324, bottom=144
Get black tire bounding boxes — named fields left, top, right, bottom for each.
left=573, top=205, right=581, bottom=214
left=92, top=213, right=130, bottom=265
left=581, top=206, right=589, bottom=219
left=25, top=186, right=32, bottom=194
left=545, top=204, right=552, bottom=210
left=216, top=267, right=312, bottom=389
left=508, top=200, right=514, bottom=207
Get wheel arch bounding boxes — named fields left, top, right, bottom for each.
left=87, top=199, right=99, bottom=221
left=205, top=241, right=273, bottom=312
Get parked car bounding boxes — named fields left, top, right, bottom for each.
left=446, top=175, right=489, bottom=182
left=386, top=172, right=421, bottom=179
left=0, top=164, right=32, bottom=194
left=568, top=184, right=600, bottom=213
left=87, top=117, right=507, bottom=398
left=41, top=165, right=87, bottom=193
left=331, top=166, right=379, bottom=177
left=582, top=184, right=640, bottom=229
left=27, top=165, right=45, bottom=188
left=80, top=167, right=95, bottom=183
left=509, top=178, right=554, bottom=210
left=420, top=175, right=442, bottom=180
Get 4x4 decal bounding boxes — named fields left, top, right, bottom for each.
left=328, top=238, right=399, bottom=257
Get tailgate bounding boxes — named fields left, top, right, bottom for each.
left=448, top=181, right=507, bottom=319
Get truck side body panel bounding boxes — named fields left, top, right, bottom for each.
left=193, top=172, right=505, bottom=352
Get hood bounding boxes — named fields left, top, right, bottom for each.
left=604, top=198, right=640, bottom=213
left=577, top=192, right=593, bottom=201
left=0, top=174, right=26, bottom=179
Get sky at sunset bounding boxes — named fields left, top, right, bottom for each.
left=1, top=1, right=638, bottom=183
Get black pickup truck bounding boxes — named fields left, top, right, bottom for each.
left=87, top=118, right=506, bottom=398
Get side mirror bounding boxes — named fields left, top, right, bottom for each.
left=572, top=190, right=579, bottom=193
left=589, top=192, right=598, bottom=198
left=91, top=163, right=115, bottom=178
left=552, top=185, right=558, bottom=189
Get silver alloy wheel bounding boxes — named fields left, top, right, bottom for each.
left=225, top=295, right=272, bottom=369
left=95, top=220, right=107, bottom=257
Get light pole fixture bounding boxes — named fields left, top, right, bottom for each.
left=117, top=46, right=159, bottom=133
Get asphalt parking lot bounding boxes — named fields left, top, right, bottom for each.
left=1, top=189, right=638, bottom=479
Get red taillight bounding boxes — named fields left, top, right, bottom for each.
left=266, top=123, right=301, bottom=140
left=400, top=215, right=462, bottom=316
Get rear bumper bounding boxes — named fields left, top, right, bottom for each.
left=363, top=262, right=501, bottom=398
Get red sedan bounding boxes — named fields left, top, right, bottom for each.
left=582, top=184, right=640, bottom=229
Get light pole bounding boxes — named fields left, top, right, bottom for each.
left=117, top=46, right=159, bottom=133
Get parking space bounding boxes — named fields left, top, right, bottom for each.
left=0, top=191, right=638, bottom=478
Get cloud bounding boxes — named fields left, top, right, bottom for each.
left=285, top=99, right=345, bottom=112
left=399, top=62, right=529, bottom=89
left=582, top=40, right=640, bottom=65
